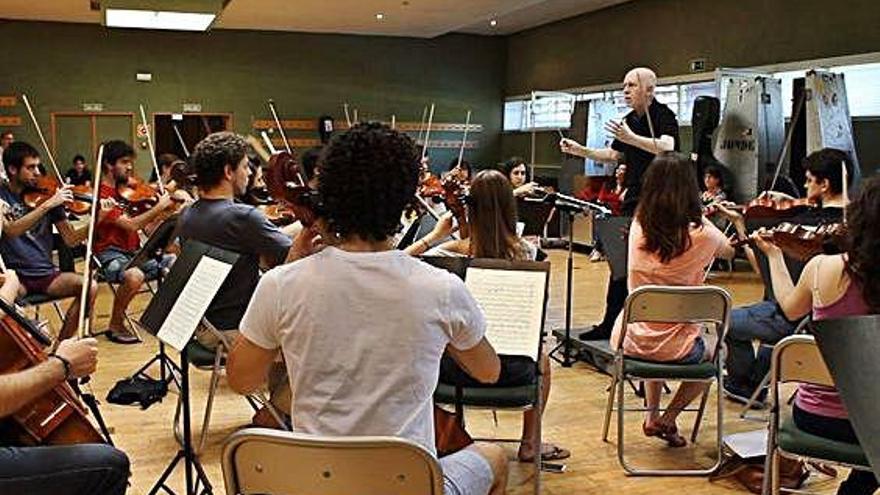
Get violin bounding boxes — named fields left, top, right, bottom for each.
left=264, top=151, right=319, bottom=227
left=22, top=176, right=93, bottom=216
left=0, top=297, right=104, bottom=445
left=441, top=174, right=470, bottom=238
left=740, top=194, right=813, bottom=220
left=733, top=222, right=846, bottom=262
left=117, top=177, right=160, bottom=216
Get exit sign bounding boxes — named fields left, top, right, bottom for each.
left=182, top=103, right=202, bottom=112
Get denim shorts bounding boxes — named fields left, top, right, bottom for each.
left=440, top=449, right=494, bottom=495
left=676, top=336, right=706, bottom=364
left=96, top=247, right=174, bottom=284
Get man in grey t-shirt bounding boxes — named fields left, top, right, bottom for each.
left=179, top=132, right=298, bottom=338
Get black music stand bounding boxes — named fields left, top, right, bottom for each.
left=540, top=193, right=610, bottom=367
left=127, top=214, right=183, bottom=389
left=140, top=241, right=239, bottom=495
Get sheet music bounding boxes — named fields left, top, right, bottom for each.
left=157, top=256, right=233, bottom=351
left=465, top=267, right=545, bottom=360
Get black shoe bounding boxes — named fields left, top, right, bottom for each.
left=579, top=325, right=611, bottom=341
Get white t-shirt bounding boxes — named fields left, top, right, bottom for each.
left=240, top=246, right=486, bottom=455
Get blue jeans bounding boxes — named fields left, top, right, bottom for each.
left=96, top=247, right=174, bottom=284
left=0, top=444, right=129, bottom=494
left=724, top=300, right=797, bottom=389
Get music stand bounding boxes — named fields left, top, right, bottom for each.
left=128, top=214, right=183, bottom=389
left=140, top=240, right=240, bottom=495
left=539, top=193, right=610, bottom=367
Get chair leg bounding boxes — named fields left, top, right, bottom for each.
left=690, top=383, right=710, bottom=443
left=740, top=371, right=770, bottom=420
left=533, top=377, right=542, bottom=494
left=602, top=376, right=617, bottom=442
left=197, top=350, right=225, bottom=454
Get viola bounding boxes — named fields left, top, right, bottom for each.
left=740, top=194, right=813, bottom=220
left=118, top=181, right=158, bottom=216
left=22, top=176, right=93, bottom=216
left=441, top=174, right=470, bottom=238
left=0, top=297, right=104, bottom=445
left=259, top=203, right=297, bottom=226
left=264, top=151, right=319, bottom=227
left=734, top=222, right=846, bottom=262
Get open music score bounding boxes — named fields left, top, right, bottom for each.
left=465, top=266, right=547, bottom=361
left=156, top=256, right=232, bottom=351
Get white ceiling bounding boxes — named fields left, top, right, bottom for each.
left=0, top=0, right=633, bottom=38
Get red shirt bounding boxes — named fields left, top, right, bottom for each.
left=94, top=183, right=140, bottom=254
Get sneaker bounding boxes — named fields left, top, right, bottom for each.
left=723, top=381, right=767, bottom=409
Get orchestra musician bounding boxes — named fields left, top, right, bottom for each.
left=411, top=169, right=570, bottom=463
left=752, top=175, right=880, bottom=495
left=93, top=140, right=178, bottom=344
left=714, top=148, right=851, bottom=404
left=0, top=142, right=96, bottom=340
left=226, top=122, right=509, bottom=495
left=0, top=214, right=129, bottom=493
left=611, top=152, right=736, bottom=447
left=178, top=132, right=308, bottom=419
left=501, top=157, right=540, bottom=198
left=64, top=155, right=92, bottom=188
left=559, top=67, right=679, bottom=341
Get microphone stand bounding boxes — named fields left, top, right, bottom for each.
left=534, top=193, right=610, bottom=367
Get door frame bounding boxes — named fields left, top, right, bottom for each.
left=50, top=111, right=136, bottom=166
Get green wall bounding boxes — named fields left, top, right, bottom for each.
left=0, top=21, right=506, bottom=176
left=506, top=0, right=880, bottom=94
left=502, top=0, right=880, bottom=181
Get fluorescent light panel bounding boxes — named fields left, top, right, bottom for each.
left=105, top=8, right=215, bottom=31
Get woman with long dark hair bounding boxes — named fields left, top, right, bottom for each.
left=755, top=176, right=880, bottom=494
left=611, top=152, right=735, bottom=447
left=408, top=169, right=569, bottom=463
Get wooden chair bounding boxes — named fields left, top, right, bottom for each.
left=222, top=427, right=443, bottom=495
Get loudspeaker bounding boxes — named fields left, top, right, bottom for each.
left=691, top=96, right=720, bottom=155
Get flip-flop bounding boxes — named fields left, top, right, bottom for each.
left=519, top=443, right=571, bottom=462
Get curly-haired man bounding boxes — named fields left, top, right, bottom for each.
left=228, top=123, right=509, bottom=495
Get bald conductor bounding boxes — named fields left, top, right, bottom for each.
left=560, top=67, right=679, bottom=215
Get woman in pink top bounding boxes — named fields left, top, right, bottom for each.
left=611, top=152, right=735, bottom=447
left=755, top=176, right=880, bottom=495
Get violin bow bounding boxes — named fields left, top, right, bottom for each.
left=343, top=103, right=352, bottom=128
left=75, top=144, right=104, bottom=340
left=139, top=104, right=166, bottom=195
left=421, top=103, right=436, bottom=162
left=415, top=105, right=428, bottom=145
left=455, top=110, right=472, bottom=171
left=267, top=99, right=294, bottom=155
left=172, top=122, right=190, bottom=159
left=21, top=94, right=66, bottom=184
left=636, top=71, right=658, bottom=151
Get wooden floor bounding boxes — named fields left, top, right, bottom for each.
left=37, top=249, right=848, bottom=494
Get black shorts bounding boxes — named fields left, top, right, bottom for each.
left=439, top=354, right=536, bottom=388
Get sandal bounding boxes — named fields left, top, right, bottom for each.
left=643, top=421, right=687, bottom=448
left=518, top=443, right=571, bottom=462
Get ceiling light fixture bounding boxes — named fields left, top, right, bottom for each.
left=376, top=13, right=385, bottom=20
left=105, top=8, right=216, bottom=31
left=489, top=19, right=498, bottom=27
